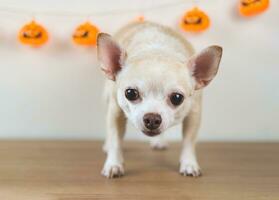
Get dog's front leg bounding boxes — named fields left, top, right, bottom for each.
left=102, top=98, right=126, bottom=178
left=180, top=99, right=202, bottom=177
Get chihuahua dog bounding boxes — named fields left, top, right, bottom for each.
left=97, top=21, right=222, bottom=178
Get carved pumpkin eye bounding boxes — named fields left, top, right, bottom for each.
left=18, top=21, right=48, bottom=47
left=72, top=22, right=99, bottom=46
left=180, top=7, right=210, bottom=32
left=239, top=0, right=269, bottom=16
left=81, top=31, right=89, bottom=38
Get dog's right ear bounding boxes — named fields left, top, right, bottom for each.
left=97, top=33, right=126, bottom=81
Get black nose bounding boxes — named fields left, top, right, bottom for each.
left=143, top=113, right=162, bottom=130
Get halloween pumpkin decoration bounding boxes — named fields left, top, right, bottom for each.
left=180, top=7, right=210, bottom=32
left=72, top=22, right=99, bottom=46
left=239, top=0, right=269, bottom=16
left=137, top=15, right=145, bottom=22
left=18, top=20, right=48, bottom=46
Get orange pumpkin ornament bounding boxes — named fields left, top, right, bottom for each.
left=239, top=0, right=269, bottom=16
left=18, top=20, right=48, bottom=46
left=180, top=7, right=210, bottom=33
left=137, top=15, right=145, bottom=22
left=72, top=22, right=99, bottom=46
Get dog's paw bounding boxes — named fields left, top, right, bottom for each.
left=179, top=162, right=201, bottom=177
left=102, top=163, right=124, bottom=178
left=150, top=138, right=168, bottom=150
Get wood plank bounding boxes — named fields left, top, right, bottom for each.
left=0, top=141, right=278, bottom=200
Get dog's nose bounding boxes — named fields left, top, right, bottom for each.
left=143, top=113, right=162, bottom=130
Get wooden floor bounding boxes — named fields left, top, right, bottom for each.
left=0, top=141, right=278, bottom=200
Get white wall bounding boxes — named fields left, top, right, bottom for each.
left=0, top=0, right=278, bottom=141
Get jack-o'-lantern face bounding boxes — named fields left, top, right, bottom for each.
left=18, top=21, right=48, bottom=46
left=239, top=0, right=269, bottom=16
left=137, top=15, right=145, bottom=22
left=180, top=7, right=210, bottom=32
left=72, top=22, right=99, bottom=46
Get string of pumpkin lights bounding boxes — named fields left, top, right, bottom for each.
left=0, top=0, right=270, bottom=47
left=0, top=0, right=190, bottom=17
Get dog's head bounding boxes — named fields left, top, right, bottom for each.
left=97, top=33, right=222, bottom=137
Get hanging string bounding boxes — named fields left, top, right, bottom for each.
left=0, top=0, right=192, bottom=17
left=193, top=0, right=200, bottom=7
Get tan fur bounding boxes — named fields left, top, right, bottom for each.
left=98, top=21, right=222, bottom=178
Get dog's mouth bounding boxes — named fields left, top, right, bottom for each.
left=142, top=130, right=161, bottom=137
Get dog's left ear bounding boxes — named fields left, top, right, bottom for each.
left=97, top=33, right=126, bottom=81
left=188, top=46, right=222, bottom=90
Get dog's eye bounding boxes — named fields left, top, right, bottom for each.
left=170, top=93, right=184, bottom=106
left=125, top=89, right=140, bottom=101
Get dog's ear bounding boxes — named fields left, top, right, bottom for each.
left=97, top=33, right=126, bottom=81
left=188, top=45, right=222, bottom=90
